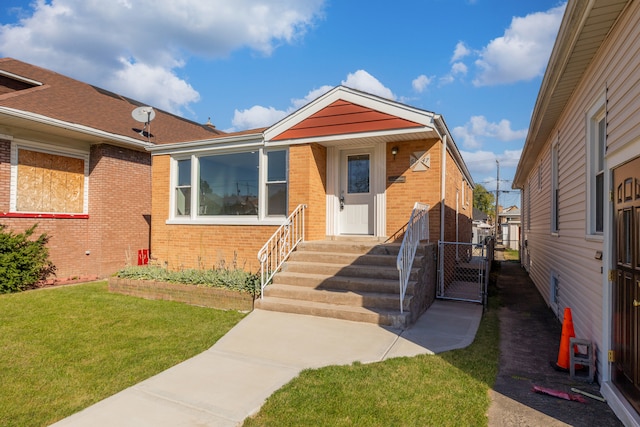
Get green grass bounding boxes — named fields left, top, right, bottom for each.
left=244, top=297, right=500, bottom=427
left=503, top=249, right=520, bottom=261
left=0, top=281, right=246, bottom=427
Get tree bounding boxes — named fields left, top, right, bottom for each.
left=473, top=184, right=495, bottom=218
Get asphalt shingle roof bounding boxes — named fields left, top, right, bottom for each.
left=0, top=57, right=225, bottom=145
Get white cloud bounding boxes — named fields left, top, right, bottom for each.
left=452, top=115, right=527, bottom=149
left=451, top=41, right=471, bottom=62
left=231, top=105, right=288, bottom=130
left=291, top=85, right=333, bottom=109
left=439, top=74, right=455, bottom=86
left=412, top=74, right=432, bottom=93
left=473, top=4, right=565, bottom=86
left=230, top=69, right=395, bottom=131
left=342, top=70, right=396, bottom=100
left=451, top=62, right=468, bottom=76
left=106, top=59, right=200, bottom=113
left=0, top=0, right=325, bottom=114
left=460, top=149, right=522, bottom=191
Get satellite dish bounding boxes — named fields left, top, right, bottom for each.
left=131, top=106, right=155, bottom=123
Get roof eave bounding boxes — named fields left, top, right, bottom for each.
left=514, top=0, right=631, bottom=188
left=146, top=132, right=265, bottom=155
left=0, top=106, right=153, bottom=150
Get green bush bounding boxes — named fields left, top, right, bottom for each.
left=0, top=224, right=57, bottom=293
left=116, top=265, right=261, bottom=296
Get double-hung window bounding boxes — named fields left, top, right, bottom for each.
left=265, top=150, right=287, bottom=216
left=175, top=159, right=191, bottom=216
left=586, top=97, right=606, bottom=237
left=551, top=141, right=559, bottom=234
left=171, top=148, right=287, bottom=223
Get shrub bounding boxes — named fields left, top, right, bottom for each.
left=0, top=224, right=57, bottom=293
left=116, top=265, right=261, bottom=297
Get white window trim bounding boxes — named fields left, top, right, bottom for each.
left=550, top=140, right=559, bottom=235
left=524, top=182, right=533, bottom=231
left=10, top=139, right=90, bottom=214
left=167, top=147, right=288, bottom=226
left=585, top=93, right=606, bottom=240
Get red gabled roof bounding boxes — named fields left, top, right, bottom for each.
left=271, top=99, right=423, bottom=141
left=0, top=58, right=225, bottom=145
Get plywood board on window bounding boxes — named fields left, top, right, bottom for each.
left=17, top=149, right=84, bottom=213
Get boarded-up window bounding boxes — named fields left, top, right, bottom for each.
left=17, top=149, right=85, bottom=213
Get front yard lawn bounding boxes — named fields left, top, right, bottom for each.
left=0, top=281, right=245, bottom=427
left=244, top=295, right=500, bottom=426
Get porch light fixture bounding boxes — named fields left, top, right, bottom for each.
left=391, top=146, right=399, bottom=160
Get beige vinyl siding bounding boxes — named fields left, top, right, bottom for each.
left=522, top=1, right=640, bottom=381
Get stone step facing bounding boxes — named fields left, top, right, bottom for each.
left=271, top=272, right=415, bottom=295
left=257, top=297, right=409, bottom=327
left=263, top=284, right=410, bottom=311
left=255, top=239, right=419, bottom=328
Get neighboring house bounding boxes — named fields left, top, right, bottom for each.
left=0, top=58, right=222, bottom=281
left=513, top=1, right=640, bottom=423
left=149, top=86, right=474, bottom=272
left=498, top=205, right=520, bottom=250
left=472, top=206, right=492, bottom=245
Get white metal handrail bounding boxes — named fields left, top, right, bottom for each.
left=257, top=204, right=306, bottom=298
left=396, top=202, right=429, bottom=313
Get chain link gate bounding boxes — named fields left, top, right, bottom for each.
left=437, top=240, right=493, bottom=306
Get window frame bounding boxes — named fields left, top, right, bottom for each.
left=8, top=139, right=90, bottom=218
left=168, top=147, right=288, bottom=225
left=550, top=140, right=559, bottom=234
left=586, top=95, right=606, bottom=239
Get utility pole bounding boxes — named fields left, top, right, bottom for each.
left=495, top=159, right=500, bottom=240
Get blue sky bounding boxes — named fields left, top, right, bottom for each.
left=0, top=0, right=566, bottom=207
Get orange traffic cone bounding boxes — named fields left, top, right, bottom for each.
left=553, top=307, right=576, bottom=371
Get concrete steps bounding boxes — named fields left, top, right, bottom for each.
left=255, top=239, right=421, bottom=327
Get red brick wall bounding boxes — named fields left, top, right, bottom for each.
left=385, top=139, right=442, bottom=241
left=289, top=143, right=326, bottom=241
left=385, top=139, right=472, bottom=243
left=89, top=144, right=151, bottom=276
left=443, top=149, right=473, bottom=242
left=0, top=140, right=151, bottom=280
left=151, top=154, right=277, bottom=272
left=151, top=144, right=328, bottom=272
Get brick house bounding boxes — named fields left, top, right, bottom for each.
left=0, top=58, right=222, bottom=281
left=149, top=86, right=474, bottom=272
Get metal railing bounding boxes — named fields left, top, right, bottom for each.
left=257, top=204, right=306, bottom=299
left=396, top=202, right=429, bottom=313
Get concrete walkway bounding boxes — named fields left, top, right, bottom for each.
left=51, top=299, right=482, bottom=427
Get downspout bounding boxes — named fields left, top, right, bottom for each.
left=441, top=134, right=447, bottom=243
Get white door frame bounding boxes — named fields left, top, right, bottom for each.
left=326, top=143, right=386, bottom=237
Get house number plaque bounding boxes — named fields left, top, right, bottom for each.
left=388, top=176, right=406, bottom=183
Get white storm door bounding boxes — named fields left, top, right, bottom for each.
left=339, top=149, right=374, bottom=235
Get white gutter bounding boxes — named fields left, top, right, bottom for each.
left=146, top=132, right=264, bottom=155
left=441, top=133, right=447, bottom=243
left=0, top=107, right=153, bottom=150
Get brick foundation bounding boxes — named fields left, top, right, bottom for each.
left=108, top=277, right=254, bottom=311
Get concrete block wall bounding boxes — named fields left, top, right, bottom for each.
left=408, top=242, right=437, bottom=324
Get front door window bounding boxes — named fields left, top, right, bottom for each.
left=347, top=154, right=370, bottom=194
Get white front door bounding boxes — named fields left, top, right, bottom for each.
left=339, top=149, right=374, bottom=235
